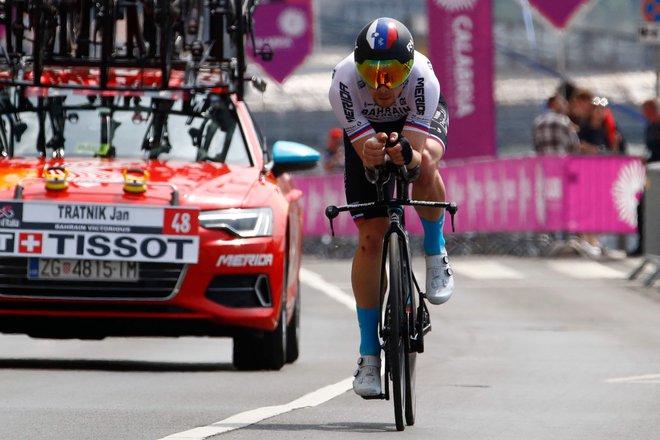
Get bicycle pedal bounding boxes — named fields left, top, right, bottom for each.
left=423, top=323, right=432, bottom=335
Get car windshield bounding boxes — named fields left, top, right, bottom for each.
left=1, top=90, right=252, bottom=166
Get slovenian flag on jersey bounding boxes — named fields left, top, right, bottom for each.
left=367, top=19, right=398, bottom=50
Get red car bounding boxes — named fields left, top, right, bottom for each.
left=0, top=1, right=319, bottom=370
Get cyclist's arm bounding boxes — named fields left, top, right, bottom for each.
left=390, top=51, right=440, bottom=169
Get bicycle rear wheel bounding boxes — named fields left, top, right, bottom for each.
left=386, top=233, right=406, bottom=431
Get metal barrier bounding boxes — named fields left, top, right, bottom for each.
left=629, top=162, right=660, bottom=287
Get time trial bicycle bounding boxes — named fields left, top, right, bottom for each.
left=325, top=160, right=457, bottom=431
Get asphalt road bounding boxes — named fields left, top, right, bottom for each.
left=0, top=256, right=659, bottom=440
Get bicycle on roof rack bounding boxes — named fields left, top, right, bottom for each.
left=0, top=0, right=272, bottom=160
left=325, top=160, right=458, bottom=431
left=0, top=0, right=270, bottom=96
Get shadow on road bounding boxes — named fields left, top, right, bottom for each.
left=0, top=358, right=234, bottom=372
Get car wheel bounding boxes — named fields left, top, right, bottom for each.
left=233, top=293, right=287, bottom=371
left=286, top=285, right=300, bottom=363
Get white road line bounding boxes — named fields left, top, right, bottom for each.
left=547, top=260, right=627, bottom=279
left=157, top=268, right=355, bottom=440
left=606, top=373, right=660, bottom=384
left=159, top=377, right=354, bottom=439
left=300, top=267, right=356, bottom=311
left=451, top=261, right=525, bottom=280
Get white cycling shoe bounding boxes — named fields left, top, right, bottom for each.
left=352, top=355, right=381, bottom=397
left=425, top=253, right=454, bottom=305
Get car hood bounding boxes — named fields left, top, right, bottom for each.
left=0, top=158, right=262, bottom=208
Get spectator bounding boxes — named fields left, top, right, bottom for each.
left=578, top=96, right=613, bottom=154
left=567, top=88, right=595, bottom=142
left=642, top=98, right=660, bottom=163
left=323, top=127, right=345, bottom=173
left=631, top=98, right=660, bottom=256
left=532, top=93, right=579, bottom=154
left=575, top=93, right=611, bottom=257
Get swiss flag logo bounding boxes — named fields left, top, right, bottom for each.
left=18, top=233, right=43, bottom=254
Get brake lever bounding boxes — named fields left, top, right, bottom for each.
left=325, top=205, right=339, bottom=237
left=447, top=202, right=458, bottom=232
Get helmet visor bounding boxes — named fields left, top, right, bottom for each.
left=356, top=58, right=413, bottom=89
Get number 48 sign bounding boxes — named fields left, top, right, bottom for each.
left=163, top=209, right=199, bottom=235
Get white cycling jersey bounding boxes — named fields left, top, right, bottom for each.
left=328, top=50, right=441, bottom=144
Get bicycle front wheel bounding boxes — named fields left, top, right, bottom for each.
left=386, top=233, right=406, bottom=431
left=402, top=245, right=417, bottom=426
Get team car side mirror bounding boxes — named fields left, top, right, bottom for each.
left=270, top=141, right=320, bottom=177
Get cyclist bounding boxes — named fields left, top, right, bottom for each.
left=328, top=17, right=454, bottom=397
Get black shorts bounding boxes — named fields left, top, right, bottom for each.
left=343, top=94, right=449, bottom=220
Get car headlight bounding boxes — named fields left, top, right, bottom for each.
left=199, top=208, right=273, bottom=237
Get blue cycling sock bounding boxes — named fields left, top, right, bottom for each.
left=356, top=306, right=380, bottom=356
left=421, top=213, right=446, bottom=255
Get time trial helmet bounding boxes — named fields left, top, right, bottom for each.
left=354, top=17, right=414, bottom=89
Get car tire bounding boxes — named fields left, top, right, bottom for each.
left=286, top=285, right=300, bottom=363
left=233, top=294, right=287, bottom=371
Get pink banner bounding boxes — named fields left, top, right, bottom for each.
left=564, top=156, right=646, bottom=233
left=528, top=0, right=592, bottom=29
left=427, top=0, right=496, bottom=160
left=296, top=155, right=645, bottom=236
left=247, top=0, right=314, bottom=84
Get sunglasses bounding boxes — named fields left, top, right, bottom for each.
left=356, top=58, right=414, bottom=89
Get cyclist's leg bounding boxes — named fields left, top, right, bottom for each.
left=411, top=95, right=454, bottom=304
left=344, top=129, right=392, bottom=397
left=411, top=93, right=448, bottom=224
left=352, top=218, right=387, bottom=397
left=344, top=127, right=393, bottom=312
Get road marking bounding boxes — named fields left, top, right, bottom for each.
left=159, top=377, right=354, bottom=439
left=158, top=268, right=356, bottom=439
left=606, top=373, right=660, bottom=384
left=547, top=261, right=626, bottom=279
left=451, top=261, right=525, bottom=279
left=300, top=267, right=356, bottom=311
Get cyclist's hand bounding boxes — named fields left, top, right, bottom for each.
left=385, top=132, right=414, bottom=167
left=385, top=132, right=405, bottom=166
left=362, top=132, right=387, bottom=169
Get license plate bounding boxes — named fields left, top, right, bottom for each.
left=28, top=259, right=139, bottom=282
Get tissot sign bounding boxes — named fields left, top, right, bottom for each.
left=247, top=0, right=314, bottom=84
left=0, top=201, right=199, bottom=263
left=428, top=0, right=495, bottom=160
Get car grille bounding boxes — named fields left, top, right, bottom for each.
left=205, top=274, right=272, bottom=308
left=0, top=258, right=185, bottom=300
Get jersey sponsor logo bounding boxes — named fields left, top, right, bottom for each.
left=414, top=77, right=425, bottom=114
left=362, top=104, right=411, bottom=119
left=339, top=82, right=355, bottom=123
left=367, top=19, right=398, bottom=50
left=216, top=253, right=273, bottom=268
